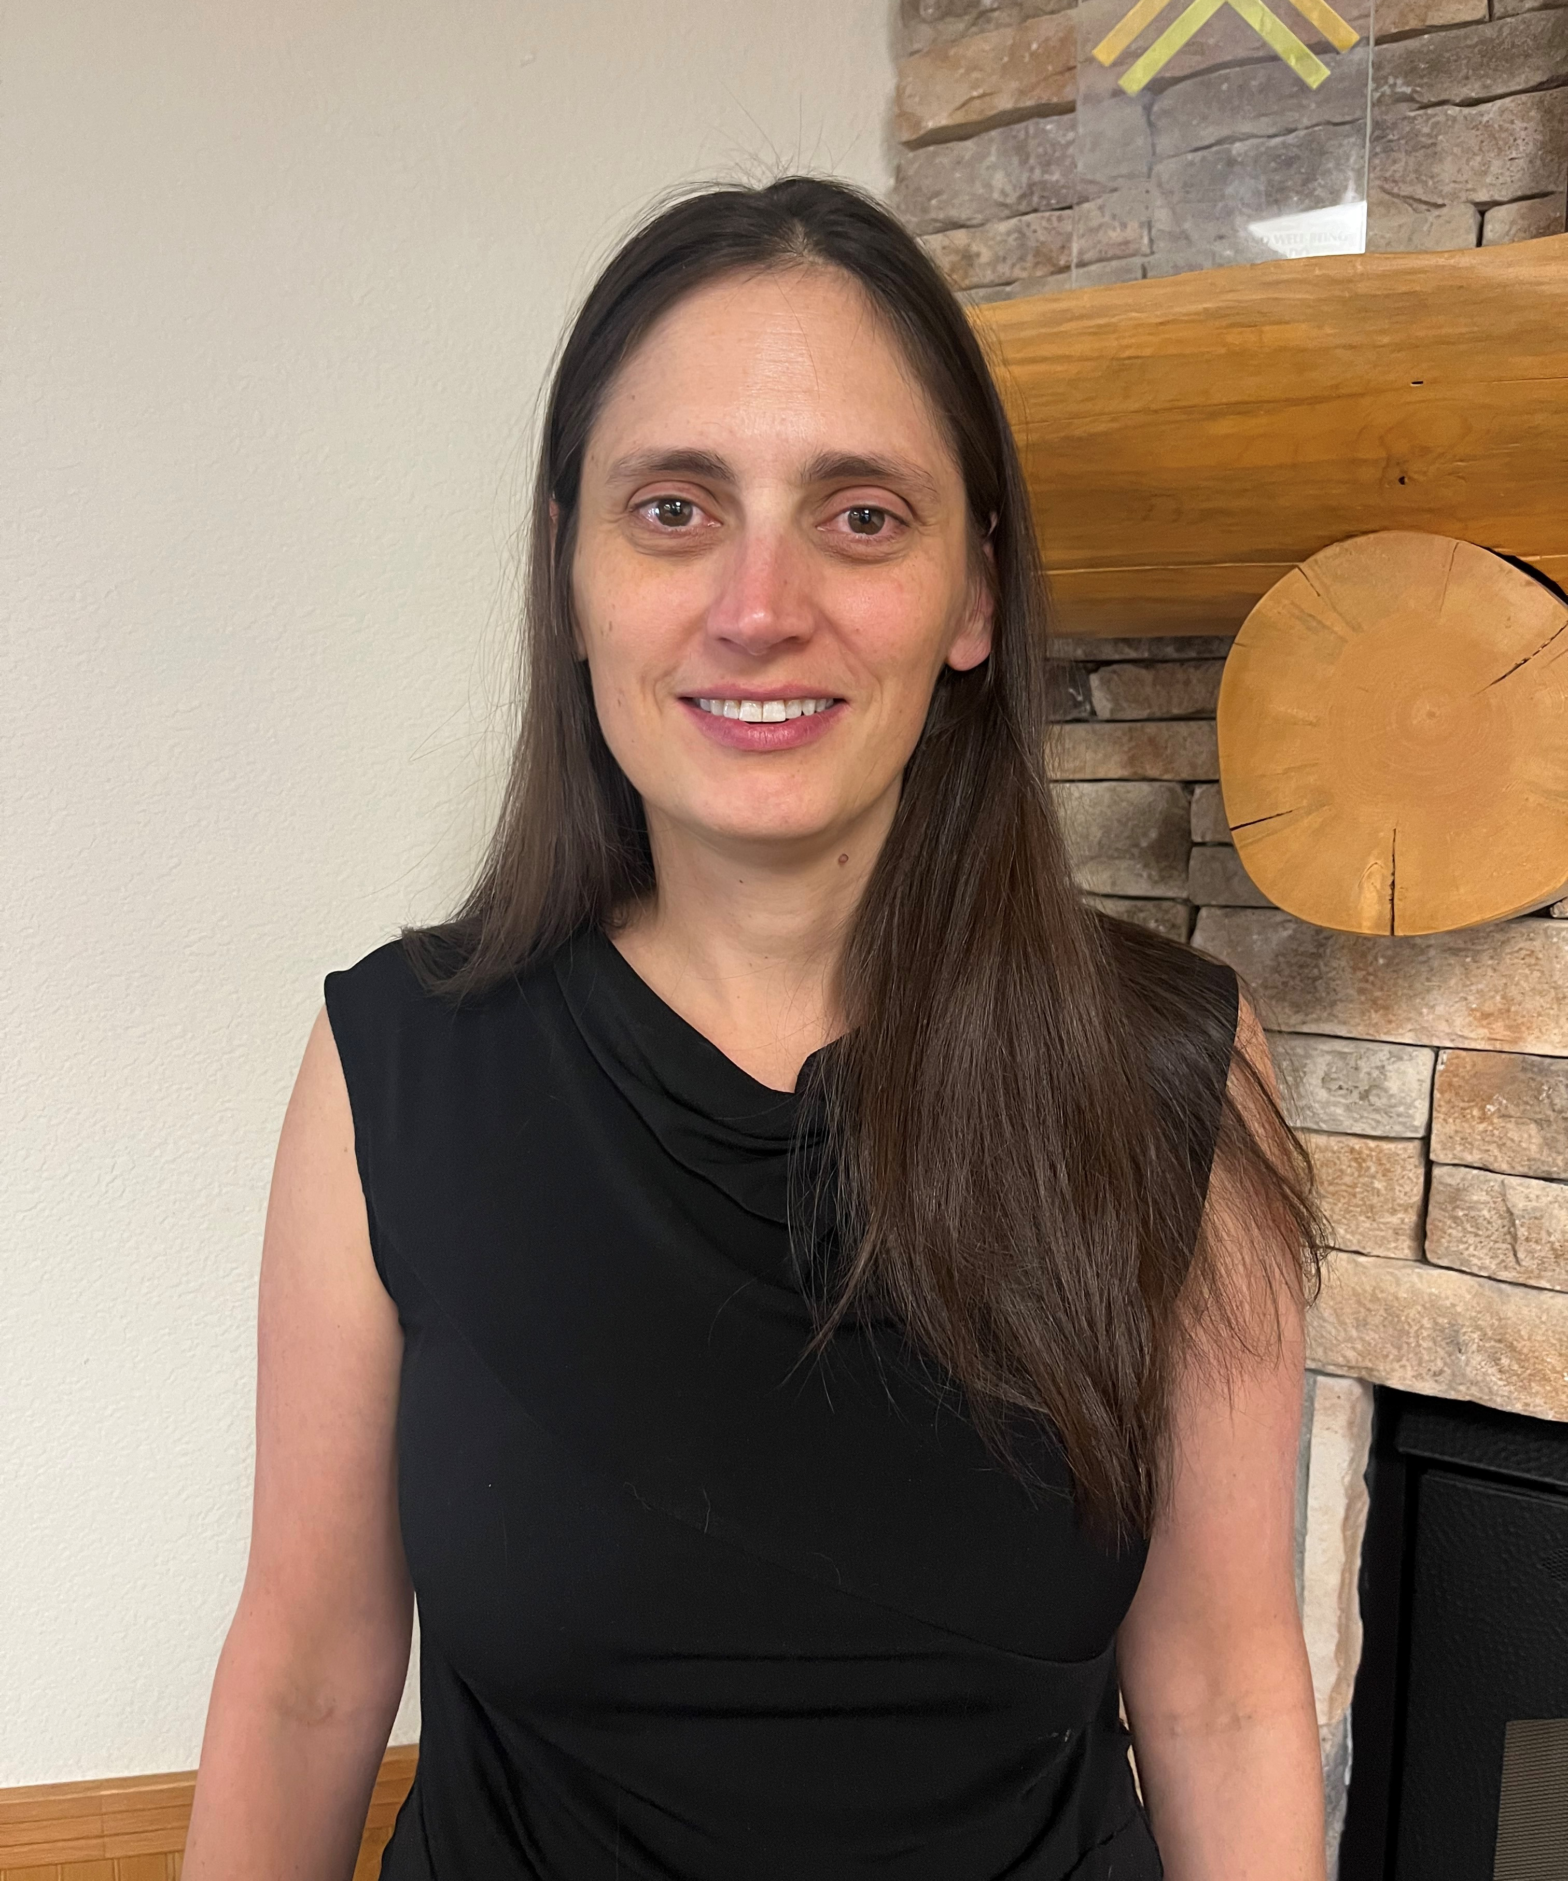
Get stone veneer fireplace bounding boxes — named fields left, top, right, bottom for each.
left=892, top=0, right=1568, bottom=290
left=1047, top=631, right=1568, bottom=1871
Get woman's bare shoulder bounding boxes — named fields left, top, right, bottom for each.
left=264, top=1003, right=389, bottom=1322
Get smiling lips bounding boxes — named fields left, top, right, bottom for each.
left=693, top=695, right=837, bottom=722
left=681, top=693, right=844, bottom=750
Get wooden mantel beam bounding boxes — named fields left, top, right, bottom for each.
left=969, top=234, right=1568, bottom=638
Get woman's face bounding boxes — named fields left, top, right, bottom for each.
left=570, top=265, right=993, bottom=859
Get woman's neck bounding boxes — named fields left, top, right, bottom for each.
left=608, top=798, right=895, bottom=1093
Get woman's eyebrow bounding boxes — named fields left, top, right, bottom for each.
left=605, top=447, right=734, bottom=486
left=803, top=451, right=941, bottom=503
left=605, top=447, right=943, bottom=504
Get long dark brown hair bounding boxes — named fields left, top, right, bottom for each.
left=404, top=175, right=1326, bottom=1540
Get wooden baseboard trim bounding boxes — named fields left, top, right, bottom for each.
left=0, top=1745, right=417, bottom=1881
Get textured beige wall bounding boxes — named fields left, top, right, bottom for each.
left=0, top=0, right=893, bottom=1784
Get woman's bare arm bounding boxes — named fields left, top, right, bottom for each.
left=183, top=1006, right=413, bottom=1881
left=1116, top=992, right=1327, bottom=1881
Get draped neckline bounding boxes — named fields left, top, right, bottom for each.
left=551, top=925, right=836, bottom=1231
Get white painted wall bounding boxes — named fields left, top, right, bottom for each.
left=0, top=0, right=893, bottom=1784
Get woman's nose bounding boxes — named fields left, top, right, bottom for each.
left=704, top=528, right=816, bottom=658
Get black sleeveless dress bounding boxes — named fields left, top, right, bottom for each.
left=322, top=925, right=1237, bottom=1880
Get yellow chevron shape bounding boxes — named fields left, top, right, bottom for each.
left=1286, top=0, right=1361, bottom=52
left=1224, top=0, right=1333, bottom=86
left=1115, top=0, right=1227, bottom=91
left=1092, top=0, right=1359, bottom=92
left=1091, top=0, right=1177, bottom=66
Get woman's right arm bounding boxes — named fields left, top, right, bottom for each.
left=183, top=1006, right=413, bottom=1881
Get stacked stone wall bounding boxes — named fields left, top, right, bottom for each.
left=893, top=0, right=1568, bottom=291
left=1050, top=631, right=1568, bottom=1420
left=1049, top=632, right=1568, bottom=1862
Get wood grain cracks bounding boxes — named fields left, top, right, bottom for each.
left=1217, top=531, right=1568, bottom=934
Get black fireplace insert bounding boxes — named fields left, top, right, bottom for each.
left=1340, top=1386, right=1568, bottom=1881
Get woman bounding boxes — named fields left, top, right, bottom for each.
left=184, top=176, right=1329, bottom=1880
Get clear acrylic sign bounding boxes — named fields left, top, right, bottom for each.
left=1072, top=0, right=1374, bottom=282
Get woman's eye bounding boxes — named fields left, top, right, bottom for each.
left=645, top=496, right=697, bottom=529
left=844, top=505, right=890, bottom=537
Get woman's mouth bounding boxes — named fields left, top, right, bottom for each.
left=680, top=694, right=845, bottom=749
left=693, top=695, right=838, bottom=722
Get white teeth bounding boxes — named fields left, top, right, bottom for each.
left=693, top=696, right=837, bottom=720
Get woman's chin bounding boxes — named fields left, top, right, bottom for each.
left=665, top=794, right=868, bottom=855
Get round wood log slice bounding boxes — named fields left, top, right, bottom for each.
left=1216, top=531, right=1568, bottom=935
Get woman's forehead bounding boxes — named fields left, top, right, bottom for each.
left=585, top=265, right=956, bottom=481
